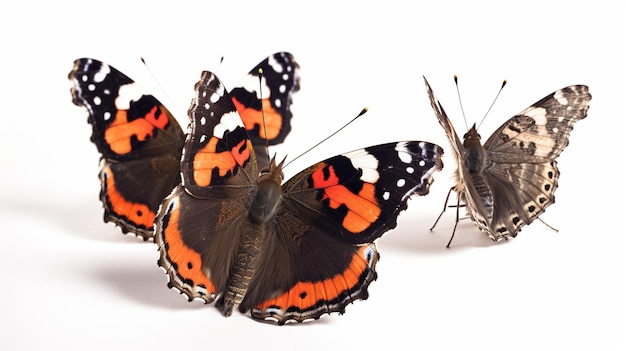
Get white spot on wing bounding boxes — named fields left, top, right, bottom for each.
left=268, top=54, right=284, bottom=73
left=116, top=82, right=144, bottom=109
left=395, top=142, right=413, bottom=164
left=345, top=149, right=380, bottom=183
left=525, top=107, right=548, bottom=125
left=93, top=64, right=110, bottom=83
left=239, top=75, right=270, bottom=100
left=554, top=90, right=569, bottom=105
left=213, top=111, right=244, bottom=138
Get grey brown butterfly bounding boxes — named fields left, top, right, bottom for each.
left=424, top=76, right=591, bottom=247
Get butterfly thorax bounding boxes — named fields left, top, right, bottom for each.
left=248, top=157, right=285, bottom=224
left=462, top=125, right=487, bottom=174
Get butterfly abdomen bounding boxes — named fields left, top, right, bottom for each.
left=222, top=222, right=264, bottom=317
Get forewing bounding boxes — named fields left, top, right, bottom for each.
left=280, top=141, right=444, bottom=244
left=230, top=52, right=300, bottom=147
left=182, top=71, right=258, bottom=199
left=423, top=76, right=464, bottom=159
left=484, top=85, right=590, bottom=163
left=69, top=58, right=184, bottom=161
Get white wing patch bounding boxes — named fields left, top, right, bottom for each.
left=116, top=82, right=145, bottom=110
left=346, top=149, right=380, bottom=183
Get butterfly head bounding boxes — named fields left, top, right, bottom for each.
left=258, top=154, right=286, bottom=186
left=462, top=123, right=482, bottom=149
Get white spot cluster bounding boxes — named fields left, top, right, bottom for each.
left=396, top=141, right=424, bottom=172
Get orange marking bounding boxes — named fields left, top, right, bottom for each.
left=103, top=167, right=155, bottom=228
left=255, top=246, right=370, bottom=311
left=162, top=202, right=216, bottom=293
left=104, top=105, right=170, bottom=155
left=311, top=165, right=381, bottom=233
left=193, top=136, right=251, bottom=187
left=232, top=97, right=282, bottom=140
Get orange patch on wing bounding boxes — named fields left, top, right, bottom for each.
left=105, top=105, right=170, bottom=155
left=162, top=202, right=216, bottom=294
left=311, top=165, right=381, bottom=233
left=193, top=136, right=251, bottom=187
left=232, top=97, right=282, bottom=140
left=255, top=246, right=371, bottom=311
left=103, top=167, right=155, bottom=228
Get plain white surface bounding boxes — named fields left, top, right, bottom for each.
left=0, top=1, right=623, bottom=350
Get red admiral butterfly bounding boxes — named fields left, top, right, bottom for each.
left=68, top=53, right=300, bottom=240
left=154, top=70, right=444, bottom=324
left=424, top=77, right=591, bottom=246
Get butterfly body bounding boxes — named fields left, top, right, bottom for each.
left=425, top=77, right=590, bottom=243
left=156, top=71, right=444, bottom=324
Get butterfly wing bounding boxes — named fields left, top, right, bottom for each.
left=423, top=76, right=484, bottom=208
left=423, top=77, right=464, bottom=159
left=155, top=70, right=258, bottom=302
left=241, top=141, right=443, bottom=324
left=69, top=58, right=184, bottom=239
left=282, top=141, right=444, bottom=243
left=230, top=52, right=300, bottom=149
left=479, top=85, right=591, bottom=239
left=248, top=229, right=379, bottom=325
left=181, top=71, right=259, bottom=199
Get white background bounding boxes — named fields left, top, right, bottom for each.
left=1, top=1, right=623, bottom=350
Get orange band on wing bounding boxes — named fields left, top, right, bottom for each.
left=162, top=203, right=216, bottom=293
left=232, top=97, right=282, bottom=140
left=193, top=136, right=250, bottom=187
left=324, top=183, right=381, bottom=233
left=255, top=246, right=370, bottom=311
left=311, top=164, right=381, bottom=233
left=104, top=105, right=170, bottom=155
left=103, top=168, right=155, bottom=228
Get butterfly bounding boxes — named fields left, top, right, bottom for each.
left=424, top=76, right=591, bottom=246
left=154, top=70, right=444, bottom=324
left=68, top=52, right=300, bottom=240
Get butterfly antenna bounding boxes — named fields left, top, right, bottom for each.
left=140, top=56, right=184, bottom=118
left=216, top=55, right=224, bottom=74
left=454, top=75, right=469, bottom=131
left=258, top=68, right=271, bottom=167
left=477, top=79, right=507, bottom=130
left=284, top=107, right=369, bottom=169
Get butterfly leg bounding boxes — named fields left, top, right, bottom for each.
left=430, top=187, right=455, bottom=231
left=445, top=196, right=462, bottom=248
